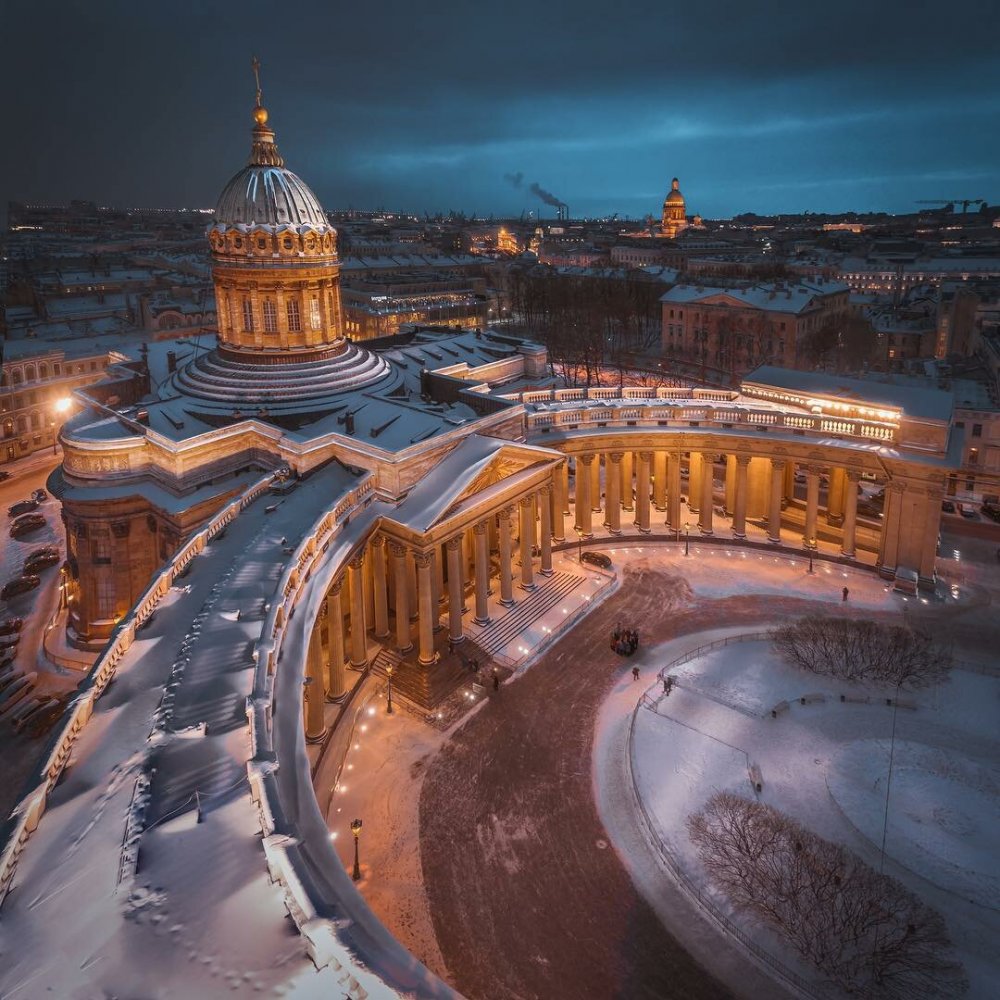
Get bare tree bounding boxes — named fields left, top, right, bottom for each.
left=770, top=617, right=952, bottom=688
left=689, top=793, right=967, bottom=999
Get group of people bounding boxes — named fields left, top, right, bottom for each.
left=611, top=623, right=640, bottom=657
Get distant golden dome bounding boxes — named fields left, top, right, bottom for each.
left=665, top=177, right=685, bottom=204
left=253, top=105, right=269, bottom=126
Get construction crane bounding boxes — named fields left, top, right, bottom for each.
left=915, top=199, right=986, bottom=213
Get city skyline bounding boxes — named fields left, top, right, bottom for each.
left=5, top=0, right=1000, bottom=221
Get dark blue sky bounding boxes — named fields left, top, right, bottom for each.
left=4, top=0, right=999, bottom=219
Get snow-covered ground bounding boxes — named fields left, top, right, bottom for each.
left=620, top=636, right=999, bottom=998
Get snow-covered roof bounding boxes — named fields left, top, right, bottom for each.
left=660, top=281, right=848, bottom=314
left=743, top=366, right=954, bottom=422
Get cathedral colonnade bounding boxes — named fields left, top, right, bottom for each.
left=301, top=476, right=561, bottom=735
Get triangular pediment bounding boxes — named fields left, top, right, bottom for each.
left=439, top=449, right=552, bottom=521
left=701, top=293, right=759, bottom=309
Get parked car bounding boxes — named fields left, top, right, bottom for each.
left=0, top=470, right=10, bottom=482
left=31, top=488, right=48, bottom=503
left=1, top=575, right=41, bottom=600
left=7, top=499, right=39, bottom=518
left=24, top=551, right=60, bottom=573
left=982, top=502, right=1000, bottom=523
left=0, top=617, right=24, bottom=636
left=956, top=503, right=978, bottom=520
left=0, top=634, right=18, bottom=651
left=940, top=499, right=956, bottom=513
left=581, top=550, right=613, bottom=569
left=856, top=501, right=883, bottom=519
left=25, top=545, right=58, bottom=562
left=10, top=514, right=46, bottom=538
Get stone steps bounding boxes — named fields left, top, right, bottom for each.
left=471, top=572, right=583, bottom=655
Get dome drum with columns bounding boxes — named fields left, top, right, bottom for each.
left=661, top=176, right=688, bottom=239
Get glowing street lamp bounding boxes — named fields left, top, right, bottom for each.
left=350, top=818, right=363, bottom=881
left=386, top=663, right=394, bottom=715
left=54, top=396, right=72, bottom=415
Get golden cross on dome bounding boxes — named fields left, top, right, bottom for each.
left=252, top=55, right=263, bottom=108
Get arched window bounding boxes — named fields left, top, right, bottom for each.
left=16, top=415, right=28, bottom=434
left=39, top=363, right=49, bottom=380
left=24, top=364, right=36, bottom=382
left=286, top=299, right=301, bottom=332
left=30, top=411, right=41, bottom=430
left=12, top=370, right=23, bottom=386
left=242, top=297, right=254, bottom=333
left=309, top=296, right=321, bottom=331
left=262, top=299, right=277, bottom=333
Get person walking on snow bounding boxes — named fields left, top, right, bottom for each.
left=842, top=586, right=850, bottom=602
left=632, top=666, right=640, bottom=681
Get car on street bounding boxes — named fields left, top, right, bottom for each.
left=941, top=499, right=956, bottom=513
left=0, top=470, right=10, bottom=482
left=581, top=550, right=613, bottom=569
left=31, top=488, right=48, bottom=503
left=956, top=503, right=978, bottom=520
left=7, top=499, right=39, bottom=518
left=1, top=575, right=41, bottom=600
left=0, top=617, right=24, bottom=636
left=0, top=633, right=18, bottom=651
left=10, top=513, right=46, bottom=538
left=856, top=500, right=884, bottom=519
left=982, top=502, right=1000, bottom=523
left=25, top=545, right=59, bottom=562
left=24, top=551, right=60, bottom=573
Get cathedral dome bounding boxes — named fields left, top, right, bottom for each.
left=664, top=177, right=685, bottom=204
left=215, top=164, right=330, bottom=230
left=212, top=97, right=332, bottom=233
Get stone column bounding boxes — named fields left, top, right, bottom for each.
left=390, top=543, right=412, bottom=653
left=416, top=552, right=435, bottom=666
left=667, top=452, right=682, bottom=530
left=498, top=506, right=515, bottom=606
left=841, top=470, right=860, bottom=558
left=363, top=551, right=375, bottom=630
left=348, top=552, right=367, bottom=668
left=576, top=455, right=594, bottom=536
left=539, top=485, right=553, bottom=575
left=433, top=543, right=444, bottom=613
left=407, top=549, right=419, bottom=621
left=732, top=454, right=751, bottom=539
left=827, top=466, right=847, bottom=526
left=621, top=451, right=634, bottom=511
left=552, top=463, right=567, bottom=542
left=590, top=454, right=602, bottom=513
left=636, top=452, right=652, bottom=532
left=519, top=496, right=536, bottom=590
left=699, top=454, right=714, bottom=535
left=688, top=452, right=703, bottom=512
left=326, top=579, right=346, bottom=701
left=879, top=483, right=904, bottom=576
left=473, top=521, right=491, bottom=625
left=446, top=536, right=464, bottom=645
left=371, top=536, right=389, bottom=639
left=768, top=459, right=785, bottom=543
left=653, top=451, right=667, bottom=511
left=918, top=488, right=943, bottom=582
left=561, top=461, right=571, bottom=515
left=605, top=452, right=622, bottom=533
left=305, top=625, right=326, bottom=743
left=804, top=467, right=820, bottom=549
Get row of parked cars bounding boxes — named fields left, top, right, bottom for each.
left=3, top=488, right=59, bottom=607
left=940, top=498, right=1000, bottom=522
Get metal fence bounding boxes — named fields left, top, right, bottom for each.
left=626, top=631, right=833, bottom=1000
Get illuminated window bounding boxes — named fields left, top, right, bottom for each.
left=310, top=296, right=321, bottom=331
left=242, top=297, right=254, bottom=332
left=262, top=299, right=277, bottom=333
left=287, top=299, right=301, bottom=332
left=96, top=575, right=116, bottom=617
left=972, top=423, right=982, bottom=438
left=968, top=448, right=979, bottom=466
left=92, top=532, right=112, bottom=565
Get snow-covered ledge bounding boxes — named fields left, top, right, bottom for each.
left=246, top=484, right=456, bottom=999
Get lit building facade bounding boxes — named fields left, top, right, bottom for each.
left=661, top=177, right=688, bottom=239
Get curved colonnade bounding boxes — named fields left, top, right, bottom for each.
left=1, top=389, right=950, bottom=999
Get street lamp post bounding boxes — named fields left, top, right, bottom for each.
left=684, top=523, right=690, bottom=557
left=807, top=539, right=815, bottom=574
left=576, top=526, right=583, bottom=563
left=350, top=817, right=363, bottom=881
left=386, top=663, right=394, bottom=715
